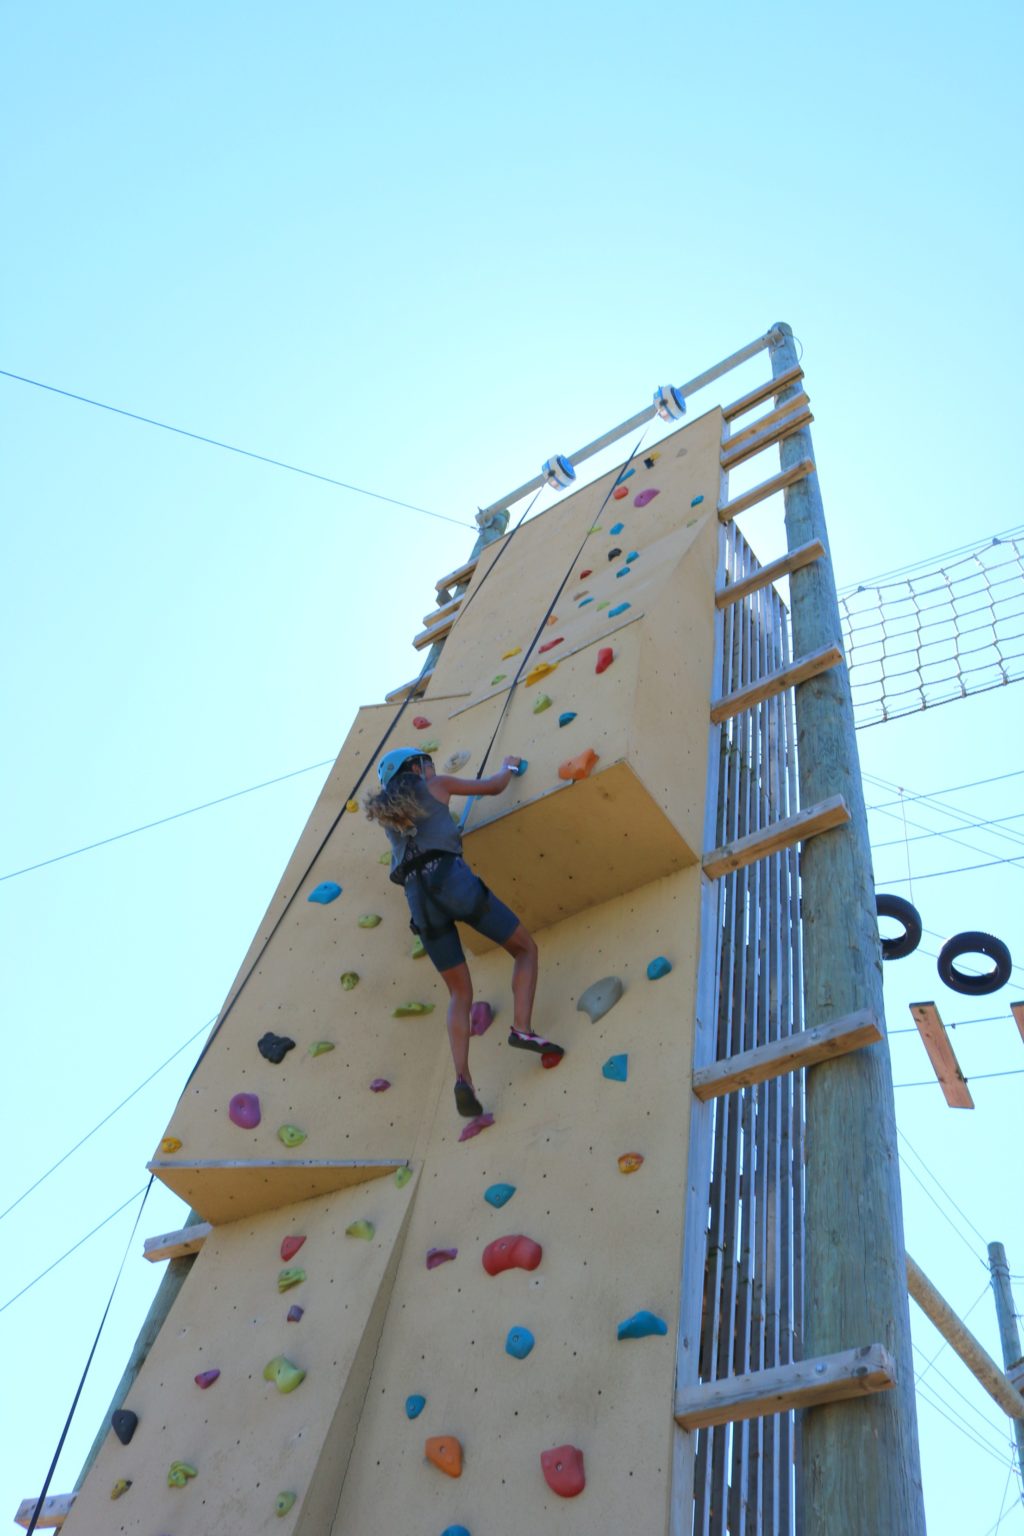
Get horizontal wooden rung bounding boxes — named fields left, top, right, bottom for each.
left=435, top=558, right=478, bottom=595
left=702, top=794, right=850, bottom=880
left=720, top=406, right=813, bottom=471
left=717, top=459, right=816, bottom=522
left=722, top=364, right=804, bottom=421
left=15, top=1493, right=76, bottom=1529
left=422, top=595, right=463, bottom=628
left=722, top=391, right=811, bottom=456
left=692, top=1009, right=882, bottom=1100
left=710, top=644, right=843, bottom=724
left=144, top=1221, right=213, bottom=1262
left=908, top=1003, right=974, bottom=1109
left=413, top=615, right=456, bottom=650
left=716, top=540, right=827, bottom=608
left=675, top=1344, right=896, bottom=1430
left=385, top=669, right=434, bottom=704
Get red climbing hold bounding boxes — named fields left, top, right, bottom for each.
left=541, top=1050, right=563, bottom=1069
left=482, top=1234, right=543, bottom=1276
left=470, top=1002, right=494, bottom=1037
left=412, top=716, right=431, bottom=729
left=459, top=1112, right=495, bottom=1142
left=280, top=1235, right=306, bottom=1262
left=579, top=569, right=592, bottom=579
left=538, top=637, right=563, bottom=654
left=612, top=485, right=629, bottom=500
left=595, top=647, right=614, bottom=674
left=541, top=1444, right=586, bottom=1498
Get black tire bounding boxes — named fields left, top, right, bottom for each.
left=937, top=931, right=1013, bottom=997
left=875, top=893, right=923, bottom=960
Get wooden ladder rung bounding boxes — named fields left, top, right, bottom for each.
left=722, top=364, right=804, bottom=421
left=710, top=644, right=843, bottom=723
left=717, top=458, right=816, bottom=522
left=422, top=595, right=463, bottom=628
left=702, top=794, right=850, bottom=880
left=909, top=1003, right=975, bottom=1109
left=722, top=391, right=811, bottom=456
left=675, top=1345, right=896, bottom=1430
left=413, top=615, right=456, bottom=651
left=720, top=404, right=813, bottom=471
left=715, top=540, right=826, bottom=608
left=15, top=1494, right=76, bottom=1529
left=435, top=558, right=478, bottom=595
left=144, top=1221, right=213, bottom=1262
left=385, top=669, right=434, bottom=704
left=692, top=1009, right=882, bottom=1101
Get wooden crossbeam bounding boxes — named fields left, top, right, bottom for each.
left=908, top=1003, right=974, bottom=1108
left=435, top=558, right=477, bottom=595
left=722, top=364, right=804, bottom=421
left=15, top=1494, right=75, bottom=1529
left=721, top=392, right=811, bottom=457
left=692, top=1009, right=882, bottom=1101
left=717, top=458, right=816, bottom=522
left=720, top=404, right=813, bottom=471
left=422, top=594, right=463, bottom=628
left=148, top=1158, right=407, bottom=1225
left=906, top=1254, right=1024, bottom=1418
left=1011, top=1001, right=1024, bottom=1045
left=715, top=539, right=826, bottom=609
left=702, top=795, right=850, bottom=881
left=413, top=614, right=456, bottom=651
left=385, top=669, right=434, bottom=704
left=144, top=1220, right=213, bottom=1263
left=709, top=643, right=843, bottom=724
left=675, top=1344, right=896, bottom=1430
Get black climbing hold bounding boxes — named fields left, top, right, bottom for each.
left=258, top=1032, right=297, bottom=1065
left=111, top=1409, right=138, bottom=1446
left=643, top=455, right=656, bottom=469
left=937, top=931, right=1013, bottom=996
left=875, top=894, right=922, bottom=961
left=607, top=548, right=622, bottom=562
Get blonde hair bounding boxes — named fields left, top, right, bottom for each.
left=364, top=772, right=428, bottom=834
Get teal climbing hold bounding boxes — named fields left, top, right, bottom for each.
left=690, top=494, right=704, bottom=506
left=505, top=1326, right=535, bottom=1359
left=617, top=1310, right=668, bottom=1340
left=578, top=597, right=593, bottom=606
left=615, top=467, right=635, bottom=484
left=308, top=882, right=341, bottom=904
left=558, top=712, right=577, bottom=728
left=484, top=1182, right=516, bottom=1208
left=513, top=759, right=528, bottom=777
left=610, top=522, right=624, bottom=535
left=608, top=603, right=630, bottom=618
left=602, top=1053, right=628, bottom=1082
left=615, top=567, right=630, bottom=578
left=626, top=551, right=638, bottom=563
left=441, top=1528, right=472, bottom=1536
left=647, top=956, right=672, bottom=980
left=405, top=1394, right=426, bottom=1419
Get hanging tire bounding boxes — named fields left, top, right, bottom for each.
left=875, top=893, right=922, bottom=960
left=937, top=931, right=1013, bottom=996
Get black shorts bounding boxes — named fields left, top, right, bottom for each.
left=403, top=854, right=520, bottom=972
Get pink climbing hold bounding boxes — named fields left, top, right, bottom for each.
left=228, top=1092, right=260, bottom=1130
left=280, top=1235, right=306, bottom=1262
left=482, top=1234, right=543, bottom=1276
left=538, top=637, right=563, bottom=654
left=595, top=647, right=614, bottom=674
left=412, top=716, right=431, bottom=729
left=541, top=1444, right=586, bottom=1498
left=370, top=1078, right=391, bottom=1092
left=194, top=1369, right=221, bottom=1389
left=634, top=488, right=660, bottom=508
left=426, top=1247, right=458, bottom=1269
left=459, top=1112, right=495, bottom=1142
left=470, top=1001, right=494, bottom=1037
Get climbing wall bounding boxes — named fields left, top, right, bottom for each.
left=62, top=407, right=724, bottom=1535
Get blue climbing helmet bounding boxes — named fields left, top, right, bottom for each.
left=377, top=748, right=428, bottom=789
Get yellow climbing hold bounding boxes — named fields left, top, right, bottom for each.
left=346, top=798, right=359, bottom=813
left=411, top=935, right=427, bottom=959
left=159, top=1136, right=182, bottom=1154
left=346, top=1219, right=375, bottom=1240
left=525, top=662, right=557, bottom=686
left=421, top=739, right=440, bottom=752
left=501, top=646, right=521, bottom=659
left=110, top=1480, right=132, bottom=1500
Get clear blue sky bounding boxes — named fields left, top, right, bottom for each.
left=2, top=3, right=1022, bottom=1531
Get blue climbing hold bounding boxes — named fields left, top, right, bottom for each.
left=616, top=567, right=630, bottom=578
left=513, top=759, right=528, bottom=777
left=441, top=1528, right=472, bottom=1536
left=626, top=551, right=638, bottom=563
left=615, top=467, right=635, bottom=484
left=691, top=494, right=704, bottom=506
left=578, top=597, right=594, bottom=606
left=602, top=1053, right=628, bottom=1082
left=308, top=882, right=342, bottom=904
left=617, top=1310, right=668, bottom=1340
left=610, top=522, right=624, bottom=535
left=608, top=603, right=631, bottom=618
left=405, top=1394, right=426, bottom=1419
left=505, top=1326, right=535, bottom=1359
left=558, top=712, right=577, bottom=728
left=484, top=1183, right=516, bottom=1208
left=647, top=956, right=672, bottom=980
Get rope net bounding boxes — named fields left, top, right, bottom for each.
left=840, top=532, right=1024, bottom=728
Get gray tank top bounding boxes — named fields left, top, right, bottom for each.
left=384, top=775, right=463, bottom=883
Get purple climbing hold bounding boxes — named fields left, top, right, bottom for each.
left=287, top=1305, right=304, bottom=1322
left=459, top=1112, right=495, bottom=1142
left=427, top=1247, right=458, bottom=1269
left=370, top=1078, right=391, bottom=1092
left=194, top=1369, right=221, bottom=1389
left=228, top=1092, right=260, bottom=1129
left=308, top=881, right=342, bottom=904
left=634, top=488, right=660, bottom=508
left=470, top=1002, right=494, bottom=1037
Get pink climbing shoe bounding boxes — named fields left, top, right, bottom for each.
left=508, top=1028, right=564, bottom=1059
left=454, top=1077, right=483, bottom=1118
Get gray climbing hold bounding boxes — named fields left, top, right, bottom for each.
left=111, top=1409, right=138, bottom=1445
left=444, top=750, right=471, bottom=772
left=617, top=1310, right=668, bottom=1340
left=505, top=1326, right=535, bottom=1359
left=647, top=956, right=672, bottom=980
left=576, top=976, right=624, bottom=1023
left=308, top=881, right=342, bottom=904
left=602, top=1053, right=628, bottom=1082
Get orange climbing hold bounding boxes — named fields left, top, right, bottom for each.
left=525, top=662, right=557, bottom=686
left=612, top=485, right=629, bottom=500
left=538, top=637, right=563, bottom=654
left=546, top=614, right=558, bottom=625
left=558, top=748, right=599, bottom=782
left=595, top=647, right=614, bottom=674
left=425, top=1436, right=463, bottom=1478
left=618, top=1152, right=644, bottom=1174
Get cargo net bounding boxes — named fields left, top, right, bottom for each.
left=841, top=529, right=1024, bottom=728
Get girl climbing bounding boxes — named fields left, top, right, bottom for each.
left=365, top=748, right=563, bottom=1118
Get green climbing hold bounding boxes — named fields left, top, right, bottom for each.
left=533, top=693, right=552, bottom=714
left=359, top=914, right=382, bottom=928
left=411, top=935, right=427, bottom=959
left=379, top=852, right=391, bottom=864
left=277, top=1124, right=307, bottom=1148
left=278, top=1267, right=306, bottom=1292
left=275, top=1491, right=297, bottom=1517
left=395, top=1165, right=413, bottom=1188
left=309, top=1040, right=335, bottom=1056
left=346, top=1219, right=375, bottom=1240
left=340, top=971, right=359, bottom=990
left=263, top=1355, right=306, bottom=1394
left=421, top=739, right=440, bottom=752
left=597, top=601, right=610, bottom=610
left=491, top=673, right=506, bottom=685
left=393, top=1001, right=435, bottom=1017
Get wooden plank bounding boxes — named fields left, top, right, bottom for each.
left=721, top=391, right=811, bottom=456
left=147, top=1159, right=407, bottom=1225
left=908, top=1003, right=974, bottom=1108
left=421, top=595, right=462, bottom=627
left=717, top=458, right=816, bottom=522
left=412, top=614, right=456, bottom=650
left=1010, top=1001, right=1024, bottom=1045
left=143, top=1220, right=213, bottom=1262
left=675, top=1344, right=896, bottom=1430
left=722, top=364, right=804, bottom=421
left=720, top=405, right=813, bottom=471
left=692, top=1008, right=883, bottom=1101
left=702, top=795, right=850, bottom=880
left=710, top=643, right=843, bottom=724
left=15, top=1494, right=76, bottom=1529
left=715, top=538, right=826, bottom=608
left=906, top=1254, right=1024, bottom=1418
left=435, top=557, right=477, bottom=594
left=384, top=669, right=433, bottom=704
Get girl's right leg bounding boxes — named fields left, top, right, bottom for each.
left=502, top=924, right=539, bottom=1035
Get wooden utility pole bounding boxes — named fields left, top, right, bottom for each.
left=988, top=1241, right=1024, bottom=1504
left=770, top=323, right=926, bottom=1533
